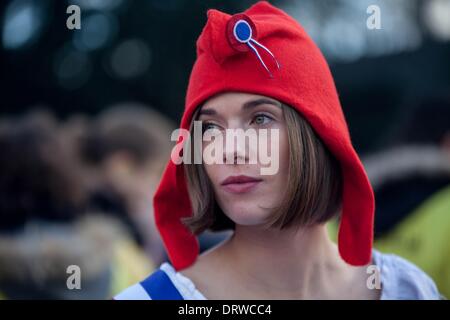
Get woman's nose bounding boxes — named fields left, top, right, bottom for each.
left=223, top=135, right=248, bottom=164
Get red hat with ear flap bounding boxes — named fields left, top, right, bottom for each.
left=154, top=1, right=375, bottom=270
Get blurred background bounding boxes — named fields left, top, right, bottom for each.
left=0, top=0, right=449, bottom=299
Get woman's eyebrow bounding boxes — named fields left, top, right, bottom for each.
left=198, top=98, right=281, bottom=116
left=242, top=98, right=282, bottom=110
left=198, top=108, right=216, bottom=116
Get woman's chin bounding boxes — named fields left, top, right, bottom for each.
left=223, top=207, right=273, bottom=226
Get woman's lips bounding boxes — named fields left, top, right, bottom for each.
left=220, top=175, right=262, bottom=194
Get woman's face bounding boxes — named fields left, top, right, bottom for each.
left=198, top=92, right=289, bottom=226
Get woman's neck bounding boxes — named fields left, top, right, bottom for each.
left=211, top=223, right=366, bottom=299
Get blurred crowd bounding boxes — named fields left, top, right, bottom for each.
left=0, top=94, right=449, bottom=299
left=328, top=94, right=450, bottom=298
left=365, top=95, right=450, bottom=298
left=0, top=103, right=176, bottom=299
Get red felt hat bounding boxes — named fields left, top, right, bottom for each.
left=153, top=1, right=375, bottom=270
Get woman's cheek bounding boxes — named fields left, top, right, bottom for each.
left=203, top=163, right=217, bottom=184
left=262, top=124, right=288, bottom=177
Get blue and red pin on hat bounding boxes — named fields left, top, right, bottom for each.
left=226, top=14, right=280, bottom=77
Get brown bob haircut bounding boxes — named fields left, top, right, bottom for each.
left=182, top=103, right=343, bottom=235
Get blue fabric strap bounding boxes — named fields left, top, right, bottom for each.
left=139, top=269, right=184, bottom=300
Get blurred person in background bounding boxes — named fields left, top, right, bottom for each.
left=329, top=95, right=450, bottom=298
left=60, top=110, right=158, bottom=296
left=0, top=111, right=108, bottom=299
left=364, top=95, right=450, bottom=298
left=79, top=103, right=175, bottom=266
left=0, top=110, right=151, bottom=299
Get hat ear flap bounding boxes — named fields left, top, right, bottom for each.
left=338, top=161, right=375, bottom=266
left=153, top=160, right=200, bottom=271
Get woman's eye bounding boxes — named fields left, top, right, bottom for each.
left=202, top=122, right=220, bottom=132
left=252, top=114, right=273, bottom=126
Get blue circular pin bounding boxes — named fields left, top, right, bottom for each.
left=226, top=14, right=280, bottom=77
left=233, top=20, right=252, bottom=43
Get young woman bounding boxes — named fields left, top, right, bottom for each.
left=115, top=1, right=441, bottom=300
